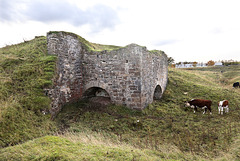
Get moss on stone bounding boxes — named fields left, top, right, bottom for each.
left=149, top=50, right=165, bottom=56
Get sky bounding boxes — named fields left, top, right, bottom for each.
left=1, top=0, right=240, bottom=63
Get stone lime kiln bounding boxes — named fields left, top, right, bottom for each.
left=47, top=31, right=168, bottom=117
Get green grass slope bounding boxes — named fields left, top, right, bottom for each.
left=0, top=37, right=57, bottom=147
left=184, top=65, right=240, bottom=87
left=0, top=135, right=194, bottom=161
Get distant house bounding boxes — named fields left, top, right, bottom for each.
left=214, top=62, right=223, bottom=66
left=175, top=63, right=193, bottom=68
left=176, top=63, right=207, bottom=68
left=196, top=63, right=207, bottom=67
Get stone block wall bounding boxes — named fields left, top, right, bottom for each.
left=47, top=31, right=168, bottom=117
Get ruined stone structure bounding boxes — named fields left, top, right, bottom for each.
left=47, top=31, right=168, bottom=117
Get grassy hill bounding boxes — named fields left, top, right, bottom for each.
left=0, top=37, right=57, bottom=147
left=1, top=36, right=240, bottom=160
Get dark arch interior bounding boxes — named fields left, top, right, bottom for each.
left=153, top=85, right=162, bottom=100
left=83, top=87, right=111, bottom=106
left=83, top=87, right=110, bottom=98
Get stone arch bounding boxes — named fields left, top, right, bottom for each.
left=153, top=85, right=162, bottom=100
left=83, top=86, right=112, bottom=107
left=84, top=81, right=111, bottom=99
left=83, top=87, right=110, bottom=98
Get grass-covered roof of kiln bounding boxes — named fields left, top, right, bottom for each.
left=48, top=31, right=166, bottom=55
left=48, top=31, right=122, bottom=52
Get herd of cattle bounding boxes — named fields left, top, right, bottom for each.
left=185, top=99, right=229, bottom=115
left=185, top=82, right=239, bottom=115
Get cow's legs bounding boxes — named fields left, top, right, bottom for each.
left=202, top=106, right=207, bottom=114
left=218, top=106, right=223, bottom=115
left=225, top=106, right=229, bottom=113
left=191, top=105, right=196, bottom=113
left=209, top=107, right=212, bottom=115
left=194, top=106, right=197, bottom=113
left=220, top=106, right=224, bottom=115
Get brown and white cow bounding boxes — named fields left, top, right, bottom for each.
left=185, top=99, right=212, bottom=114
left=218, top=100, right=229, bottom=115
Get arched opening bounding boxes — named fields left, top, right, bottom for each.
left=83, top=87, right=110, bottom=98
left=153, top=85, right=162, bottom=100
left=83, top=87, right=111, bottom=106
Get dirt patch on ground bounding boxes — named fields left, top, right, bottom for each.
left=88, top=96, right=112, bottom=107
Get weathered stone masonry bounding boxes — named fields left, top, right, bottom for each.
left=47, top=31, right=168, bottom=117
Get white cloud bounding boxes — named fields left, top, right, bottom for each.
left=0, top=0, right=119, bottom=32
left=1, top=0, right=240, bottom=62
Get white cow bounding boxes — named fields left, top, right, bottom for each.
left=218, top=100, right=229, bottom=115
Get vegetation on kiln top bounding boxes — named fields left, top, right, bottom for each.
left=48, top=31, right=165, bottom=55
left=149, top=49, right=166, bottom=57
left=48, top=31, right=122, bottom=52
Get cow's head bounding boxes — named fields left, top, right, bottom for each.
left=184, top=101, right=190, bottom=107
